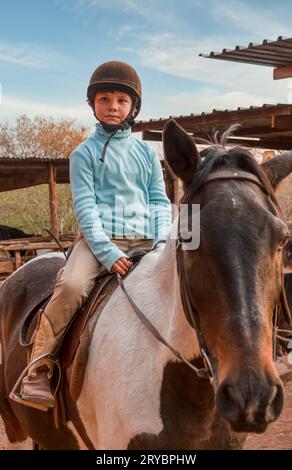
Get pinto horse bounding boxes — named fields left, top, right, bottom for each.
left=1, top=120, right=292, bottom=450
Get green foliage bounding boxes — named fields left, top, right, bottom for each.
left=0, top=184, right=78, bottom=235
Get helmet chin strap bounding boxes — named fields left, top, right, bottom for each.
left=99, top=113, right=135, bottom=133
left=95, top=97, right=138, bottom=162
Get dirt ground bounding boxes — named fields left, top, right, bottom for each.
left=0, top=382, right=291, bottom=450
left=244, top=381, right=292, bottom=450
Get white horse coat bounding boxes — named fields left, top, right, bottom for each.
left=76, top=228, right=200, bottom=449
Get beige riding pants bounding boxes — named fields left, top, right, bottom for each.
left=43, top=236, right=153, bottom=336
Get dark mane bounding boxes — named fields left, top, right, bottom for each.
left=182, top=145, right=276, bottom=204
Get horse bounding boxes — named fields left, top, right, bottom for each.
left=0, top=225, right=35, bottom=259
left=0, top=225, right=33, bottom=241
left=1, top=119, right=292, bottom=450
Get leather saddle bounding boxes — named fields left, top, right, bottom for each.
left=20, top=248, right=148, bottom=399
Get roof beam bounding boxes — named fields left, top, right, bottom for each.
left=226, top=137, right=292, bottom=150
left=141, top=122, right=292, bottom=142
left=142, top=131, right=292, bottom=151
left=0, top=173, right=49, bottom=192
left=134, top=105, right=292, bottom=132
left=274, top=64, right=292, bottom=80
left=142, top=131, right=162, bottom=142
left=272, top=115, right=292, bottom=129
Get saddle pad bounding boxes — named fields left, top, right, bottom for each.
left=65, top=274, right=118, bottom=401
left=60, top=248, right=148, bottom=400
left=4, top=255, right=66, bottom=346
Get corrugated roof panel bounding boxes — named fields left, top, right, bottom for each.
left=199, top=36, right=292, bottom=67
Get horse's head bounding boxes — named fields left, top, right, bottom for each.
left=163, top=119, right=292, bottom=433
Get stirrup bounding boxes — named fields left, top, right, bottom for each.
left=9, top=353, right=62, bottom=412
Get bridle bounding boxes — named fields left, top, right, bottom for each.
left=118, top=169, right=291, bottom=385
left=176, top=169, right=292, bottom=381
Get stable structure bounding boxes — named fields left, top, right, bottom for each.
left=133, top=103, right=292, bottom=150
left=0, top=155, right=72, bottom=278
left=199, top=36, right=292, bottom=80
left=0, top=155, right=69, bottom=236
left=0, top=233, right=75, bottom=280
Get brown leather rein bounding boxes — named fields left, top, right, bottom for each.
left=119, top=169, right=291, bottom=385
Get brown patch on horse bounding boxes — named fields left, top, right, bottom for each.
left=127, top=358, right=247, bottom=450
left=0, top=256, right=80, bottom=449
left=162, top=120, right=292, bottom=433
left=0, top=366, right=27, bottom=443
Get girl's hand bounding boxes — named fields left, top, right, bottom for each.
left=111, top=257, right=132, bottom=276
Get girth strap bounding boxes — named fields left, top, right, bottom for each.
left=62, top=374, right=95, bottom=450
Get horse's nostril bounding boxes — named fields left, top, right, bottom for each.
left=216, top=377, right=285, bottom=432
left=265, top=383, right=284, bottom=423
left=216, top=382, right=244, bottom=423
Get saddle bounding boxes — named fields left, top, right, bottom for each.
left=22, top=248, right=147, bottom=380
left=18, top=248, right=148, bottom=446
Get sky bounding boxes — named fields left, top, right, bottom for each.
left=0, top=0, right=292, bottom=128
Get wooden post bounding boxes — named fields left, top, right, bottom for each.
left=14, top=250, right=22, bottom=269
left=274, top=65, right=292, bottom=80
left=48, top=164, right=59, bottom=237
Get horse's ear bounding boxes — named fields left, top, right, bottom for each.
left=261, top=151, right=292, bottom=189
left=163, top=119, right=200, bottom=183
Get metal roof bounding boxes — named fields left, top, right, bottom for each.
left=133, top=103, right=292, bottom=150
left=0, top=154, right=69, bottom=161
left=0, top=158, right=69, bottom=192
left=199, top=36, right=292, bottom=68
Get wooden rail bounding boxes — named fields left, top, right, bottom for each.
left=0, top=234, right=75, bottom=280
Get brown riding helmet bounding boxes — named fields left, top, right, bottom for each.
left=87, top=60, right=142, bottom=117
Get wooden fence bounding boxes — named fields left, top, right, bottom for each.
left=0, top=233, right=75, bottom=280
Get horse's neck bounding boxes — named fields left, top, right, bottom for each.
left=138, top=230, right=200, bottom=360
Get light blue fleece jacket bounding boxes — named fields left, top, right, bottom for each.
left=70, top=123, right=172, bottom=271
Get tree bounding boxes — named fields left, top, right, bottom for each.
left=0, top=115, right=89, bottom=234
left=0, top=114, right=88, bottom=159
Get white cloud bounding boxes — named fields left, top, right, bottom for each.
left=162, top=88, right=280, bottom=116
left=210, top=0, right=291, bottom=38
left=81, top=0, right=292, bottom=43
left=63, top=0, right=292, bottom=110
left=3, top=0, right=292, bottom=125
left=0, top=95, right=93, bottom=125
left=70, top=0, right=180, bottom=28
left=114, top=24, right=139, bottom=40
left=120, top=32, right=290, bottom=105
left=0, top=41, right=59, bottom=69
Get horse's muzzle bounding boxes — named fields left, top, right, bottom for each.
left=215, top=369, right=284, bottom=433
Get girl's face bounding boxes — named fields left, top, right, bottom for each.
left=92, top=91, right=133, bottom=125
